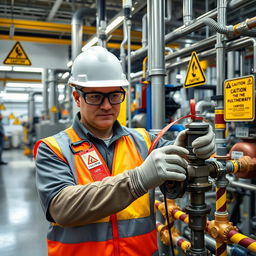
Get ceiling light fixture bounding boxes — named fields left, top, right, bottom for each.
left=12, top=67, right=43, bottom=73
left=0, top=66, right=12, bottom=71
left=5, top=82, right=43, bottom=88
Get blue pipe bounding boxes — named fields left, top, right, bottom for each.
left=231, top=245, right=253, bottom=256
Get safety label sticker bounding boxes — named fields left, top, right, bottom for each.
left=183, top=51, right=207, bottom=88
left=3, top=41, right=32, bottom=65
left=224, top=75, right=255, bottom=121
left=80, top=149, right=102, bottom=169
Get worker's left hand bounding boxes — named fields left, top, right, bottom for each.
left=174, top=125, right=215, bottom=159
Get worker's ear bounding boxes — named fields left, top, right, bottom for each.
left=72, top=90, right=81, bottom=107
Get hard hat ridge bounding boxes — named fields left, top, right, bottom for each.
left=68, top=46, right=129, bottom=88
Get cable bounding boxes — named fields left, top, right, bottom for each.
left=163, top=188, right=175, bottom=256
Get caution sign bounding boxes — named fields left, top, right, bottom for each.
left=80, top=149, right=102, bottom=170
left=184, top=51, right=206, bottom=88
left=224, top=75, right=255, bottom=121
left=3, top=42, right=32, bottom=66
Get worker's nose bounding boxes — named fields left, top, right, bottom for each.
left=100, top=96, right=112, bottom=110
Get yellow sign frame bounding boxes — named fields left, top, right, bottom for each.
left=224, top=75, right=255, bottom=121
left=183, top=51, right=207, bottom=88
left=3, top=41, right=32, bottom=66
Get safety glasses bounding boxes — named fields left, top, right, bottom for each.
left=77, top=88, right=126, bottom=106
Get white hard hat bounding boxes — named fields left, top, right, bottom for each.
left=68, top=46, right=129, bottom=88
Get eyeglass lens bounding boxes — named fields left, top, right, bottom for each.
left=84, top=91, right=125, bottom=105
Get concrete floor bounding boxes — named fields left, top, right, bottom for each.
left=0, top=149, right=48, bottom=256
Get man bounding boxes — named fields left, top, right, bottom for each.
left=35, top=46, right=215, bottom=256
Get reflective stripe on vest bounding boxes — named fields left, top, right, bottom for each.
left=41, top=127, right=158, bottom=256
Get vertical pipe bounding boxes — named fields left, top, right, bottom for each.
left=183, top=0, right=193, bottom=26
left=42, top=68, right=49, bottom=120
left=71, top=8, right=87, bottom=122
left=127, top=19, right=132, bottom=128
left=142, top=14, right=148, bottom=48
left=215, top=0, right=227, bottom=157
left=227, top=51, right=235, bottom=79
left=28, top=92, right=35, bottom=128
left=214, top=2, right=228, bottom=255
left=120, top=19, right=128, bottom=73
left=97, top=0, right=107, bottom=47
left=239, top=50, right=245, bottom=76
left=48, top=69, right=58, bottom=124
left=148, top=0, right=166, bottom=130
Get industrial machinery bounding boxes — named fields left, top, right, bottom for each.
left=123, top=1, right=256, bottom=255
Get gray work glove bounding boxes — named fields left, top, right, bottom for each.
left=174, top=125, right=215, bottom=159
left=135, top=145, right=189, bottom=191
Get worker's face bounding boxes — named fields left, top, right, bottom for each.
left=73, top=87, right=123, bottom=132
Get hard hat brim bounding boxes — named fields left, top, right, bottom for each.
left=68, top=78, right=129, bottom=88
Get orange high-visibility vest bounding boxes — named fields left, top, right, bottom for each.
left=36, top=127, right=158, bottom=256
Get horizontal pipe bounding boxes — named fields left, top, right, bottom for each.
left=165, top=35, right=216, bottom=61
left=130, top=9, right=217, bottom=62
left=229, top=180, right=256, bottom=192
left=130, top=0, right=256, bottom=62
left=166, top=36, right=255, bottom=70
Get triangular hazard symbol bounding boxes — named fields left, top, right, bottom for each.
left=88, top=155, right=98, bottom=164
left=3, top=42, right=32, bottom=66
left=184, top=51, right=206, bottom=88
left=226, top=82, right=231, bottom=89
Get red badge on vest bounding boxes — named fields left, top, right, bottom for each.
left=79, top=147, right=110, bottom=181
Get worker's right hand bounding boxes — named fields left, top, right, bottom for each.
left=135, top=145, right=189, bottom=191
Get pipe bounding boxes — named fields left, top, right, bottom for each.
left=130, top=0, right=254, bottom=63
left=71, top=8, right=87, bottom=61
left=166, top=37, right=256, bottom=71
left=46, top=0, right=63, bottom=21
left=148, top=0, right=166, bottom=129
left=96, top=0, right=106, bottom=47
left=229, top=180, right=256, bottom=192
left=120, top=19, right=128, bottom=73
left=183, top=0, right=193, bottom=26
left=132, top=36, right=256, bottom=84
left=70, top=8, right=88, bottom=122
left=130, top=8, right=218, bottom=62
left=165, top=35, right=216, bottom=62
left=228, top=230, right=256, bottom=252
left=164, top=0, right=172, bottom=23
left=127, top=18, right=132, bottom=128
left=48, top=69, right=58, bottom=125
left=42, top=68, right=49, bottom=120
left=141, top=14, right=148, bottom=48
left=28, top=91, right=42, bottom=128
left=195, top=100, right=215, bottom=113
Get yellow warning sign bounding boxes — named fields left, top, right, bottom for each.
left=224, top=75, right=255, bottom=121
left=184, top=51, right=207, bottom=88
left=50, top=106, right=58, bottom=113
left=3, top=42, right=32, bottom=66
